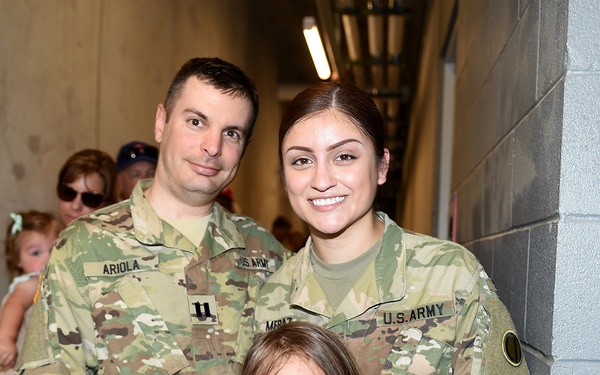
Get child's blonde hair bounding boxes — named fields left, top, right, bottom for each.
left=5, top=210, right=63, bottom=281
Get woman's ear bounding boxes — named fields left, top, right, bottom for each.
left=377, top=148, right=390, bottom=185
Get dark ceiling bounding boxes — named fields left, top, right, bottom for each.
left=254, top=0, right=428, bottom=87
left=253, top=0, right=429, bottom=215
left=253, top=1, right=319, bottom=85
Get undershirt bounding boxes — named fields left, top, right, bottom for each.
left=311, top=236, right=383, bottom=311
left=163, top=215, right=209, bottom=247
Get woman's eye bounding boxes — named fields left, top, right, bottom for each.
left=337, top=153, right=355, bottom=161
left=292, top=158, right=311, bottom=166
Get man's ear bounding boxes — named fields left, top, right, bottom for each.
left=155, top=104, right=167, bottom=143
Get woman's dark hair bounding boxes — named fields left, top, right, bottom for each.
left=278, top=82, right=386, bottom=174
left=57, top=149, right=118, bottom=207
left=164, top=57, right=259, bottom=143
left=242, top=321, right=361, bottom=375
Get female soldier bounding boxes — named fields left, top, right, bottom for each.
left=250, top=83, right=529, bottom=374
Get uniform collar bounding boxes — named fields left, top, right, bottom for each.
left=289, top=212, right=407, bottom=324
left=130, top=179, right=245, bottom=256
left=373, top=211, right=407, bottom=302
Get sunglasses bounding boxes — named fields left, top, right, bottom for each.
left=57, top=184, right=105, bottom=208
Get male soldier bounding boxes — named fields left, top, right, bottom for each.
left=116, top=141, right=159, bottom=200
left=17, top=57, right=290, bottom=374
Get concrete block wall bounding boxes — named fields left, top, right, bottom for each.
left=0, top=1, right=285, bottom=298
left=552, top=0, right=600, bottom=371
left=454, top=0, right=600, bottom=373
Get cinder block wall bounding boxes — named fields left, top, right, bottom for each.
left=453, top=0, right=600, bottom=373
left=0, top=1, right=286, bottom=297
left=551, top=0, right=600, bottom=372
left=453, top=3, right=562, bottom=371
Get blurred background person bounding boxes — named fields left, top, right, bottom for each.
left=287, top=230, right=307, bottom=253
left=56, top=149, right=118, bottom=227
left=0, top=211, right=62, bottom=373
left=116, top=141, right=159, bottom=200
left=270, top=215, right=292, bottom=245
left=215, top=186, right=238, bottom=213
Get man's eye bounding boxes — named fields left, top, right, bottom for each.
left=190, top=118, right=202, bottom=126
left=225, top=130, right=240, bottom=139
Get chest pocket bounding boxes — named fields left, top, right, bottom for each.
left=91, top=275, right=190, bottom=374
left=378, top=301, right=457, bottom=374
left=383, top=325, right=456, bottom=374
left=186, top=255, right=252, bottom=365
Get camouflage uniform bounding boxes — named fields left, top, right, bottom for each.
left=17, top=180, right=289, bottom=374
left=251, top=212, right=529, bottom=374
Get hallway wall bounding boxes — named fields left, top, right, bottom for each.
left=453, top=0, right=563, bottom=371
left=0, top=1, right=287, bottom=296
left=401, top=0, right=600, bottom=373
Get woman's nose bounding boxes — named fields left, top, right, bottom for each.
left=310, top=162, right=336, bottom=191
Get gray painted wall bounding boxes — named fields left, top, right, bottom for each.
left=454, top=0, right=600, bottom=373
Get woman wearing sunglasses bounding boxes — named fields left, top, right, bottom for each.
left=56, top=149, right=118, bottom=227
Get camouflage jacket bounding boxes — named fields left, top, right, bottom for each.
left=17, top=180, right=289, bottom=375
left=251, top=212, right=529, bottom=374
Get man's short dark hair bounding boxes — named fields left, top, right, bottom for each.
left=164, top=57, right=259, bottom=143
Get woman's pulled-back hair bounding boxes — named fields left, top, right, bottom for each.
left=278, top=82, right=386, bottom=169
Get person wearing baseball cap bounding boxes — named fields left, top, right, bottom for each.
left=116, top=141, right=159, bottom=200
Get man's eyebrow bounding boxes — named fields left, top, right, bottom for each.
left=182, top=108, right=208, bottom=121
left=224, top=123, right=247, bottom=132
left=182, top=109, right=246, bottom=134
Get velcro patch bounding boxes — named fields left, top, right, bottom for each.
left=83, top=256, right=159, bottom=276
left=189, top=295, right=219, bottom=325
left=260, top=316, right=295, bottom=332
left=235, top=253, right=276, bottom=272
left=379, top=300, right=454, bottom=325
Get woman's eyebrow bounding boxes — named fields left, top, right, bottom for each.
left=326, top=138, right=362, bottom=151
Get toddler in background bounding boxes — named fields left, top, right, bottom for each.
left=0, top=211, right=62, bottom=373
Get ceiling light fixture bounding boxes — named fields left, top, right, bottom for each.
left=303, top=16, right=331, bottom=80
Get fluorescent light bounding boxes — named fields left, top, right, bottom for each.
left=303, top=16, right=331, bottom=80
